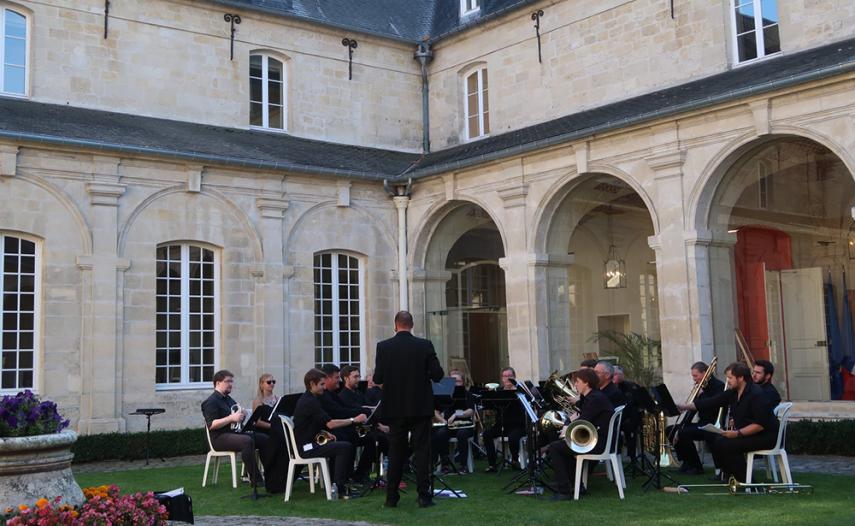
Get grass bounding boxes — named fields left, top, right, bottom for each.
left=75, top=460, right=855, bottom=526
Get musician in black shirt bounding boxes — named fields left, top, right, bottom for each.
left=753, top=360, right=782, bottom=408
left=293, top=368, right=367, bottom=498
left=319, top=364, right=376, bottom=483
left=431, top=371, right=476, bottom=473
left=595, top=361, right=627, bottom=409
left=548, top=368, right=615, bottom=500
left=668, top=361, right=725, bottom=475
left=613, top=365, right=642, bottom=465
left=681, top=362, right=778, bottom=482
left=201, top=369, right=270, bottom=485
left=483, top=367, right=526, bottom=472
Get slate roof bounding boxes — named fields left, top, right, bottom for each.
left=205, top=0, right=538, bottom=43
left=1, top=37, right=853, bottom=182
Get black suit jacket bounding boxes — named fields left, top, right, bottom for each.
left=374, top=331, right=444, bottom=419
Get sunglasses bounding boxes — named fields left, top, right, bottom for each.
left=265, top=380, right=276, bottom=385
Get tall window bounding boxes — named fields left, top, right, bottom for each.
left=460, top=0, right=480, bottom=17
left=732, top=0, right=780, bottom=64
left=250, top=54, right=285, bottom=130
left=1, top=8, right=27, bottom=95
left=313, top=253, right=363, bottom=369
left=155, top=244, right=218, bottom=388
left=1, top=234, right=38, bottom=392
left=464, top=68, right=489, bottom=140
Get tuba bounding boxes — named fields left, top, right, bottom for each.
left=544, top=371, right=581, bottom=416
left=564, top=419, right=598, bottom=454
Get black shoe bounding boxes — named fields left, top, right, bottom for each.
left=484, top=465, right=498, bottom=473
left=550, top=492, right=572, bottom=501
left=418, top=498, right=436, bottom=508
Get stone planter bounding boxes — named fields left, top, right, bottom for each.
left=0, top=430, right=85, bottom=510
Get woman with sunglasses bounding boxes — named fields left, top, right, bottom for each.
left=252, top=373, right=278, bottom=431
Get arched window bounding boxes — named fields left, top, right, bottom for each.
left=463, top=67, right=489, bottom=140
left=155, top=243, right=219, bottom=388
left=313, top=252, right=364, bottom=369
left=1, top=233, right=39, bottom=392
left=1, top=7, right=28, bottom=96
left=249, top=54, right=285, bottom=130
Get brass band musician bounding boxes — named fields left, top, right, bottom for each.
left=293, top=368, right=367, bottom=499
left=678, top=362, right=778, bottom=482
left=547, top=368, right=615, bottom=500
left=752, top=360, right=782, bottom=407
left=431, top=371, right=476, bottom=473
left=483, top=367, right=526, bottom=472
left=668, top=361, right=725, bottom=475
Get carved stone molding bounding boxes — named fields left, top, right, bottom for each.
left=256, top=197, right=290, bottom=219
left=85, top=182, right=126, bottom=207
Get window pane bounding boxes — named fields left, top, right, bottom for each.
left=268, top=80, right=281, bottom=105
left=19, top=331, right=32, bottom=349
left=250, top=100, right=263, bottom=125
left=734, top=3, right=755, bottom=33
left=763, top=25, right=780, bottom=55
left=250, top=77, right=262, bottom=103
left=268, top=59, right=283, bottom=82
left=737, top=33, right=757, bottom=62
left=466, top=73, right=477, bottom=96
left=20, top=255, right=34, bottom=274
left=18, top=350, right=32, bottom=368
left=250, top=54, right=262, bottom=77
left=269, top=104, right=283, bottom=129
left=760, top=0, right=778, bottom=24
left=3, top=294, right=15, bottom=311
left=5, top=11, right=26, bottom=38
left=468, top=115, right=480, bottom=138
left=5, top=37, right=25, bottom=66
left=483, top=111, right=490, bottom=135
left=4, top=236, right=18, bottom=253
left=3, top=65, right=25, bottom=95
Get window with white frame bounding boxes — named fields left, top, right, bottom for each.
left=313, top=252, right=363, bottom=369
left=249, top=54, right=285, bottom=130
left=464, top=67, right=489, bottom=140
left=732, top=0, right=780, bottom=64
left=1, top=234, right=38, bottom=392
left=460, top=0, right=480, bottom=17
left=1, top=7, right=27, bottom=96
left=155, top=244, right=218, bottom=388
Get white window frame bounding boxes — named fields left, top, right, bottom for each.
left=313, top=252, right=366, bottom=370
left=0, top=232, right=40, bottom=394
left=730, top=0, right=781, bottom=66
left=0, top=6, right=29, bottom=97
left=155, top=243, right=220, bottom=391
left=249, top=53, right=286, bottom=131
left=463, top=67, right=489, bottom=141
left=460, top=0, right=480, bottom=18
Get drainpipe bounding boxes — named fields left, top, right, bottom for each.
left=414, top=42, right=433, bottom=154
left=384, top=179, right=413, bottom=310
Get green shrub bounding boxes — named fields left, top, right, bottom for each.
left=71, top=428, right=207, bottom=464
left=786, top=419, right=855, bottom=456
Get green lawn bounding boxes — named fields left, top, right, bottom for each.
left=75, top=461, right=855, bottom=526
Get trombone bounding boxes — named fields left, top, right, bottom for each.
left=671, top=476, right=813, bottom=495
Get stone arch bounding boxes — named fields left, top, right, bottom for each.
left=410, top=194, right=508, bottom=271
left=533, top=164, right=660, bottom=255
left=689, top=126, right=855, bottom=233
left=118, top=186, right=263, bottom=263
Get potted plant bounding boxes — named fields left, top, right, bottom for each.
left=0, top=390, right=84, bottom=510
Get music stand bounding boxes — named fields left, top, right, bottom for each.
left=479, top=389, right=519, bottom=474
left=429, top=379, right=462, bottom=498
left=503, top=391, right=553, bottom=496
left=129, top=408, right=165, bottom=465
left=641, top=385, right=680, bottom=490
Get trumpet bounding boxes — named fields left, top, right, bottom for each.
left=356, top=423, right=372, bottom=438
left=315, top=431, right=333, bottom=446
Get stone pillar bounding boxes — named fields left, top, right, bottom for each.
left=530, top=253, right=575, bottom=377
left=255, top=197, right=289, bottom=390
left=77, top=156, right=127, bottom=434
left=393, top=195, right=410, bottom=311
left=497, top=183, right=538, bottom=379
left=410, top=268, right=452, bottom=366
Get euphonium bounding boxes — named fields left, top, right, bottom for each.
left=230, top=403, right=247, bottom=432
left=538, top=410, right=568, bottom=433
left=544, top=371, right=581, bottom=416
left=564, top=419, right=598, bottom=454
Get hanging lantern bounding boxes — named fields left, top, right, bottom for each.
left=849, top=221, right=855, bottom=260
left=603, top=244, right=626, bottom=289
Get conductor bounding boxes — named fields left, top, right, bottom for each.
left=374, top=310, right=444, bottom=508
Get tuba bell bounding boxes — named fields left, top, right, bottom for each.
left=564, top=419, right=598, bottom=454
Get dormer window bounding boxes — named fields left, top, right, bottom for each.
left=1, top=7, right=27, bottom=96
left=461, top=0, right=480, bottom=18
left=731, top=0, right=780, bottom=64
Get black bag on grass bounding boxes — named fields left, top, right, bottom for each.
left=153, top=491, right=194, bottom=524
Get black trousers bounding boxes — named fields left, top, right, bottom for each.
left=431, top=426, right=475, bottom=466
left=333, top=427, right=376, bottom=478
left=211, top=431, right=269, bottom=484
left=547, top=439, right=602, bottom=495
left=710, top=432, right=776, bottom=482
left=302, top=440, right=354, bottom=489
left=669, top=424, right=718, bottom=469
left=483, top=424, right=525, bottom=466
left=386, top=416, right=432, bottom=503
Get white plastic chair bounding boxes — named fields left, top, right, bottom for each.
left=449, top=436, right=476, bottom=473
left=746, top=402, right=793, bottom=484
left=574, top=405, right=626, bottom=500
left=202, top=424, right=238, bottom=488
left=279, top=415, right=333, bottom=502
left=495, top=435, right=528, bottom=469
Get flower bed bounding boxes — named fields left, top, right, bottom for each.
left=1, top=485, right=168, bottom=525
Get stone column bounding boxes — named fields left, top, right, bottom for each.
left=497, top=183, right=538, bottom=379
left=393, top=195, right=410, bottom=311
left=530, top=253, right=575, bottom=376
left=410, top=268, right=452, bottom=365
left=255, top=197, right=289, bottom=390
left=78, top=156, right=127, bottom=434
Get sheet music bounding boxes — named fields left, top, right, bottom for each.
left=699, top=424, right=724, bottom=435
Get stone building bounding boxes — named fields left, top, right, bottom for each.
left=0, top=0, right=854, bottom=432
